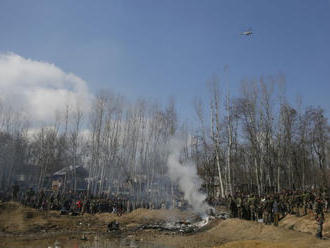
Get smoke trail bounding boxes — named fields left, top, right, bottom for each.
left=167, top=138, right=211, bottom=216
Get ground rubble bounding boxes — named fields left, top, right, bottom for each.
left=138, top=211, right=230, bottom=234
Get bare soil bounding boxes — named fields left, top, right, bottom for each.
left=1, top=202, right=330, bottom=248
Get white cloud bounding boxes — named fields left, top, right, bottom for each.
left=0, top=53, right=92, bottom=123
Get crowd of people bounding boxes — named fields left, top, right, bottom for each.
left=226, top=189, right=328, bottom=238
left=1, top=184, right=328, bottom=239
left=4, top=184, right=185, bottom=216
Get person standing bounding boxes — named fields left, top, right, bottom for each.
left=248, top=194, right=256, bottom=221
left=12, top=183, right=19, bottom=201
left=273, top=198, right=279, bottom=226
left=314, top=197, right=325, bottom=239
left=236, top=194, right=243, bottom=219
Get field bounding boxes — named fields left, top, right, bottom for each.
left=1, top=202, right=330, bottom=248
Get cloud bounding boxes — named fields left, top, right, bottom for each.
left=0, top=53, right=92, bottom=123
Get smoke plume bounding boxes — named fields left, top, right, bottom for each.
left=167, top=138, right=211, bottom=216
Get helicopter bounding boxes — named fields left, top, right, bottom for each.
left=240, top=28, right=254, bottom=36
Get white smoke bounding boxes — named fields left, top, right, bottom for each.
left=167, top=138, right=211, bottom=216
left=0, top=52, right=92, bottom=124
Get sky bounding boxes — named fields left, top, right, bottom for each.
left=0, top=0, right=329, bottom=124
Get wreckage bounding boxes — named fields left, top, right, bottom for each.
left=139, top=211, right=230, bottom=234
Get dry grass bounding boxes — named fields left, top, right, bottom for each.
left=280, top=212, right=330, bottom=237
left=0, top=201, right=101, bottom=234
left=0, top=201, right=48, bottom=233
left=139, top=218, right=330, bottom=248
left=214, top=240, right=301, bottom=248
left=94, top=207, right=197, bottom=225
left=2, top=202, right=330, bottom=248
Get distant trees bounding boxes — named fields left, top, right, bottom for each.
left=84, top=92, right=177, bottom=197
left=0, top=101, right=30, bottom=190
left=193, top=76, right=330, bottom=197
left=0, top=92, right=179, bottom=197
left=0, top=75, right=329, bottom=199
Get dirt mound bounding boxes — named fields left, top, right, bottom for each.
left=215, top=240, right=299, bottom=248
left=125, top=208, right=196, bottom=222
left=0, top=202, right=195, bottom=234
left=204, top=218, right=330, bottom=248
left=148, top=218, right=330, bottom=248
left=280, top=213, right=330, bottom=237
left=0, top=201, right=100, bottom=234
left=207, top=219, right=301, bottom=241
left=0, top=201, right=49, bottom=233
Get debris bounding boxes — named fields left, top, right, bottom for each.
left=54, top=240, right=61, bottom=248
left=107, top=220, right=120, bottom=231
left=60, top=209, right=68, bottom=215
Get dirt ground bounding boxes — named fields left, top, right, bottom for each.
left=1, top=202, right=330, bottom=248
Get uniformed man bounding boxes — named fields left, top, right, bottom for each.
left=12, top=183, right=19, bottom=201
left=264, top=196, right=273, bottom=225
left=236, top=194, right=243, bottom=219
left=273, top=198, right=280, bottom=226
left=228, top=195, right=237, bottom=218
left=248, top=194, right=256, bottom=221
left=314, top=197, right=325, bottom=239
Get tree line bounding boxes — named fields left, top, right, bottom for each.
left=193, top=76, right=330, bottom=199
left=0, top=76, right=329, bottom=199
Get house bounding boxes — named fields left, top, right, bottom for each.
left=15, top=164, right=40, bottom=190
left=52, top=165, right=88, bottom=191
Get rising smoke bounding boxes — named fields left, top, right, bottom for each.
left=167, top=138, right=211, bottom=216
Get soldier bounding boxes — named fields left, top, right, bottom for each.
left=37, top=190, right=45, bottom=209
left=12, top=182, right=19, bottom=201
left=259, top=196, right=266, bottom=222
left=81, top=197, right=89, bottom=214
left=243, top=197, right=249, bottom=220
left=279, top=192, right=287, bottom=218
left=264, top=196, right=273, bottom=224
left=236, top=194, right=243, bottom=219
left=273, top=197, right=279, bottom=226
left=302, top=191, right=307, bottom=216
left=295, top=192, right=302, bottom=217
left=288, top=193, right=294, bottom=215
left=63, top=197, right=71, bottom=212
left=90, top=199, right=96, bottom=214
left=321, top=190, right=328, bottom=213
left=27, top=187, right=35, bottom=207
left=228, top=195, right=237, bottom=218
left=254, top=195, right=262, bottom=221
left=248, top=194, right=256, bottom=221
left=314, top=196, right=325, bottom=239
